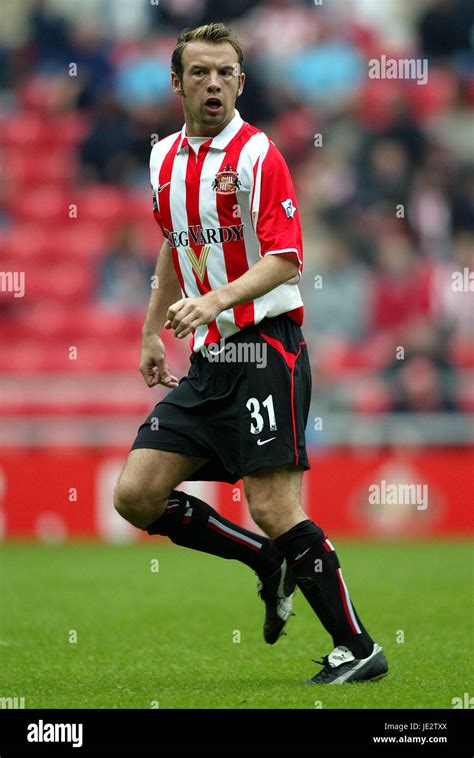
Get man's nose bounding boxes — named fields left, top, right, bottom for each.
left=207, top=73, right=221, bottom=90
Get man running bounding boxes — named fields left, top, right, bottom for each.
left=114, top=22, right=388, bottom=685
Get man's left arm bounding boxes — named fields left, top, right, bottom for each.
left=166, top=141, right=302, bottom=339
left=165, top=253, right=299, bottom=339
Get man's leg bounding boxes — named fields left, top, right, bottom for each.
left=114, top=448, right=282, bottom=580
left=244, top=464, right=377, bottom=661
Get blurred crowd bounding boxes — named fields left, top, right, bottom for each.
left=0, top=0, right=473, bottom=418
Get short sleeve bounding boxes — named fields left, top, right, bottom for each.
left=252, top=142, right=303, bottom=275
left=151, top=186, right=164, bottom=233
left=150, top=146, right=164, bottom=234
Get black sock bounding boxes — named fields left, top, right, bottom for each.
left=274, top=520, right=374, bottom=658
left=146, top=489, right=281, bottom=580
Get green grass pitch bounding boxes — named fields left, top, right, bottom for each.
left=1, top=540, right=472, bottom=709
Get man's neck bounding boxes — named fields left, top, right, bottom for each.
left=185, top=109, right=235, bottom=138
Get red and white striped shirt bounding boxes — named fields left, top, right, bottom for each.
left=150, top=109, right=304, bottom=351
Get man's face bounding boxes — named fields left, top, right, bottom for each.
left=171, top=41, right=245, bottom=134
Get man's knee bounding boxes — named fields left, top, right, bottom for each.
left=113, top=476, right=169, bottom=529
left=246, top=496, right=274, bottom=531
left=244, top=470, right=306, bottom=537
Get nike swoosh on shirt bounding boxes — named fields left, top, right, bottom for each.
left=294, top=548, right=310, bottom=561
left=256, top=437, right=276, bottom=446
left=157, top=181, right=171, bottom=193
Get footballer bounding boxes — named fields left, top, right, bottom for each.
left=114, top=23, right=388, bottom=685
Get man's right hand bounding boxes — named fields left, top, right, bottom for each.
left=139, top=332, right=179, bottom=388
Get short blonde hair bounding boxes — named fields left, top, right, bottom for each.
left=171, top=23, right=244, bottom=79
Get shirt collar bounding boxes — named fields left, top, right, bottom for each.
left=177, top=109, right=244, bottom=154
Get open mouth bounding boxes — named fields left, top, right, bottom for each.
left=204, top=97, right=223, bottom=113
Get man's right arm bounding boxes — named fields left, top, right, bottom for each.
left=140, top=240, right=182, bottom=388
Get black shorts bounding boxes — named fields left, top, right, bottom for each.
left=131, top=313, right=312, bottom=484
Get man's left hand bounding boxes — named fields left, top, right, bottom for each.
left=165, top=293, right=221, bottom=339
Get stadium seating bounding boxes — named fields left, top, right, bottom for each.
left=0, top=7, right=471, bottom=423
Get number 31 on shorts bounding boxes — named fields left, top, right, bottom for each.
left=246, top=395, right=277, bottom=434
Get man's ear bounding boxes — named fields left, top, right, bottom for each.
left=171, top=72, right=183, bottom=96
left=237, top=72, right=246, bottom=98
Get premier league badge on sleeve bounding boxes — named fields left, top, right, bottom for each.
left=212, top=165, right=241, bottom=194
left=280, top=198, right=297, bottom=218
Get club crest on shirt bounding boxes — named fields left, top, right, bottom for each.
left=212, top=165, right=241, bottom=194
left=280, top=198, right=297, bottom=219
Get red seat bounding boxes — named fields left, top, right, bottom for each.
left=50, top=113, right=90, bottom=146
left=0, top=258, right=24, bottom=282
left=126, top=191, right=152, bottom=223
left=5, top=149, right=75, bottom=187
left=76, top=186, right=128, bottom=226
left=2, top=225, right=107, bottom=263
left=358, top=78, right=405, bottom=130
left=63, top=338, right=139, bottom=371
left=5, top=340, right=53, bottom=372
left=1, top=112, right=89, bottom=148
left=316, top=339, right=370, bottom=379
left=349, top=377, right=393, bottom=413
left=8, top=303, right=72, bottom=339
left=1, top=113, right=45, bottom=147
left=70, top=304, right=141, bottom=338
left=49, top=223, right=109, bottom=260
left=11, top=186, right=69, bottom=223
left=32, top=263, right=95, bottom=302
left=2, top=225, right=50, bottom=261
left=407, top=67, right=457, bottom=121
left=449, top=336, right=474, bottom=368
left=136, top=222, right=163, bottom=258
left=16, top=75, right=59, bottom=113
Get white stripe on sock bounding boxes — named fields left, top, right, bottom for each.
left=337, top=568, right=362, bottom=634
left=208, top=516, right=262, bottom=550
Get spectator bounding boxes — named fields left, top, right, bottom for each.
left=68, top=22, right=113, bottom=108
left=370, top=233, right=432, bottom=333
left=80, top=98, right=134, bottom=183
left=418, top=0, right=474, bottom=61
left=385, top=319, right=458, bottom=412
left=29, top=0, right=70, bottom=71
left=281, top=19, right=364, bottom=107
left=0, top=0, right=471, bottom=418
left=357, top=139, right=412, bottom=207
left=305, top=234, right=371, bottom=343
left=98, top=225, right=154, bottom=309
left=392, top=356, right=458, bottom=412
left=115, top=36, right=170, bottom=108
left=431, top=229, right=474, bottom=339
